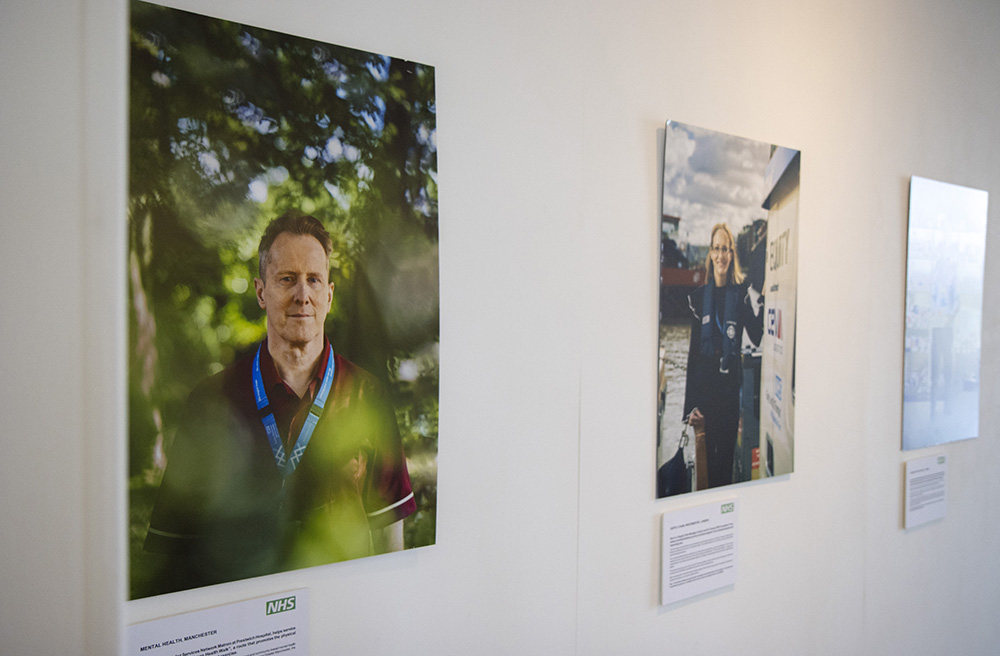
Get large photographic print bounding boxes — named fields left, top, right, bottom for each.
left=902, top=176, right=988, bottom=450
left=128, top=1, right=438, bottom=597
left=656, top=121, right=799, bottom=497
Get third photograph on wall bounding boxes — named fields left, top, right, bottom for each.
left=902, top=176, right=988, bottom=450
left=656, top=121, right=800, bottom=498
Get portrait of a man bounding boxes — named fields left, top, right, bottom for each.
left=128, top=1, right=438, bottom=598
left=142, top=213, right=418, bottom=593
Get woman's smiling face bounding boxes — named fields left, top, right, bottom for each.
left=710, top=228, right=733, bottom=284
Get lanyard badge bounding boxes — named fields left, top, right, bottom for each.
left=252, top=342, right=336, bottom=477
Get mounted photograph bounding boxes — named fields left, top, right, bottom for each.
left=902, top=176, right=988, bottom=450
left=128, top=1, right=439, bottom=597
left=656, top=121, right=799, bottom=497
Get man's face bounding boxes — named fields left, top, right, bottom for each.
left=254, top=232, right=334, bottom=350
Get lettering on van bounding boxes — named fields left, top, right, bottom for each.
left=769, top=229, right=790, bottom=271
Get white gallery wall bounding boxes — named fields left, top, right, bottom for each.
left=3, top=0, right=1000, bottom=654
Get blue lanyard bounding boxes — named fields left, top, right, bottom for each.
left=252, top=342, right=335, bottom=478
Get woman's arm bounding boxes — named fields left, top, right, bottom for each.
left=683, top=289, right=705, bottom=419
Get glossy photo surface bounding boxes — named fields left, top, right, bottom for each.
left=902, top=176, right=988, bottom=450
left=128, top=1, right=438, bottom=597
left=656, top=121, right=799, bottom=497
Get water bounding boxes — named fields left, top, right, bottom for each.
left=657, top=322, right=692, bottom=468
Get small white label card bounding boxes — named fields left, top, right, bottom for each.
left=905, top=454, right=947, bottom=529
left=128, top=589, right=308, bottom=656
left=660, top=499, right=738, bottom=606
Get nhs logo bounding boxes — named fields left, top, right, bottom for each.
left=266, top=595, right=296, bottom=615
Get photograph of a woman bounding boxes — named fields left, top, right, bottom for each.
left=683, top=224, right=763, bottom=489
left=656, top=121, right=799, bottom=497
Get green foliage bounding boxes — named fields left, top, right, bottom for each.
left=128, top=0, right=438, bottom=597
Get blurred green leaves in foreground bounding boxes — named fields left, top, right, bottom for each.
left=128, top=1, right=438, bottom=598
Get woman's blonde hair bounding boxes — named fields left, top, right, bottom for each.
left=704, top=223, right=745, bottom=285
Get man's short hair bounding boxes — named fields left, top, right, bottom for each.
left=258, top=211, right=334, bottom=280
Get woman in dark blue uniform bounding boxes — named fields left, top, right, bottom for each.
left=684, top=223, right=763, bottom=489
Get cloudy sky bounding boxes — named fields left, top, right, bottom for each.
left=662, top=121, right=772, bottom=247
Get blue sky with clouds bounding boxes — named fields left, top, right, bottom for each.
left=662, top=121, right=772, bottom=247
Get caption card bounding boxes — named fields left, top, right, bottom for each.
left=905, top=454, right=947, bottom=529
left=128, top=589, right=308, bottom=656
left=661, top=499, right=738, bottom=606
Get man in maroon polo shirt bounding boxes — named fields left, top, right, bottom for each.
left=143, top=212, right=415, bottom=594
